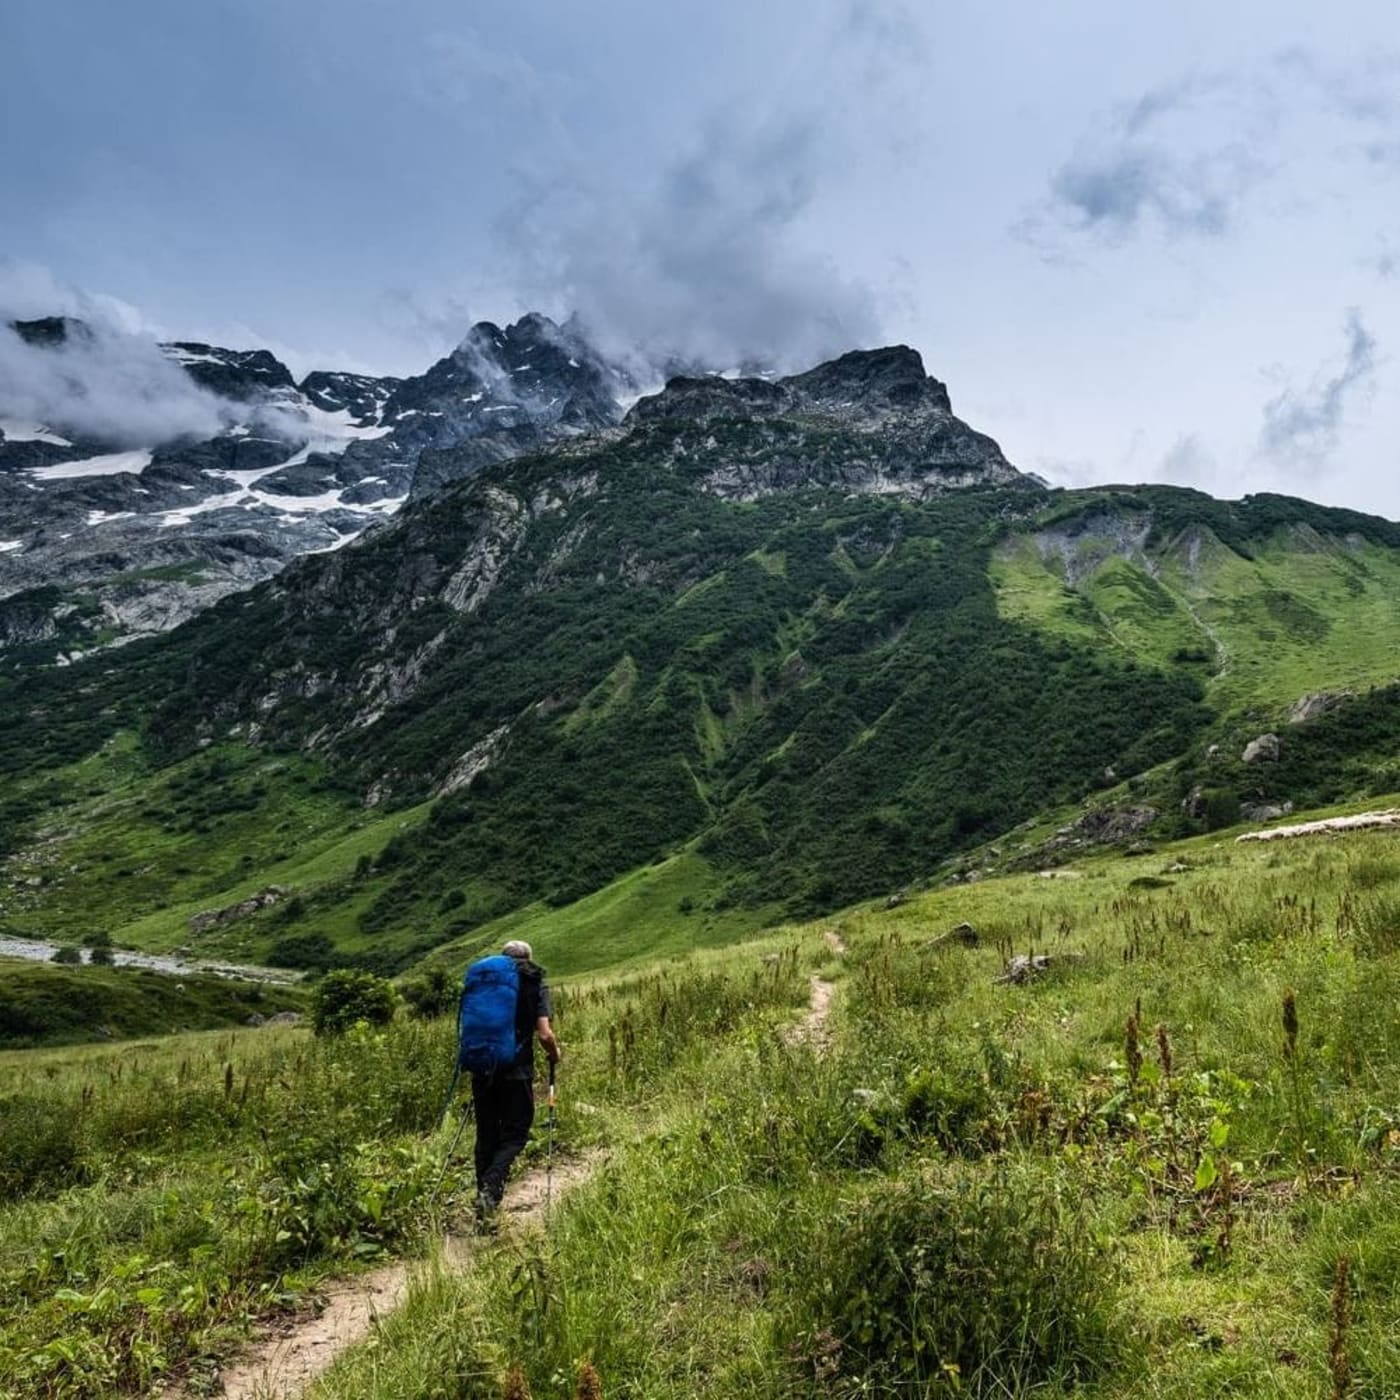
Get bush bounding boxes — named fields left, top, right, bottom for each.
left=267, top=929, right=339, bottom=970
left=401, top=966, right=458, bottom=1020
left=799, top=1164, right=1118, bottom=1394
left=312, top=969, right=398, bottom=1036
left=50, top=945, right=82, bottom=965
left=0, top=1093, right=86, bottom=1196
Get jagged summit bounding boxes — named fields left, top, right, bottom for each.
left=0, top=313, right=1027, bottom=659
left=629, top=345, right=953, bottom=426
left=626, top=343, right=1023, bottom=502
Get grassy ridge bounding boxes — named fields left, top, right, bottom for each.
left=0, top=961, right=307, bottom=1048
left=992, top=510, right=1400, bottom=713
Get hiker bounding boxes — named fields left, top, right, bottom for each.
left=461, top=939, right=561, bottom=1229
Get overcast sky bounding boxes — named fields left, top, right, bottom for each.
left=3, top=0, right=1399, bottom=514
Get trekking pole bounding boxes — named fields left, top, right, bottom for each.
left=430, top=1093, right=474, bottom=1204
left=544, top=1061, right=558, bottom=1227
left=437, top=1064, right=462, bottom=1129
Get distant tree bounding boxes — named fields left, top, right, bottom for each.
left=50, top=945, right=82, bottom=965
left=401, top=965, right=458, bottom=1020
left=312, top=969, right=398, bottom=1036
left=87, top=934, right=115, bottom=967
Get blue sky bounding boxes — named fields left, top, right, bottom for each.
left=3, top=0, right=1400, bottom=513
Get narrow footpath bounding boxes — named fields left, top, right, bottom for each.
left=201, top=1154, right=600, bottom=1400
left=197, top=947, right=846, bottom=1398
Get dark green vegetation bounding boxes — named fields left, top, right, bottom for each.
left=0, top=961, right=305, bottom=1048
left=310, top=968, right=398, bottom=1035
left=4, top=369, right=1400, bottom=975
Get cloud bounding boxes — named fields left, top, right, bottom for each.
left=1259, top=311, right=1377, bottom=467
left=1030, top=74, right=1267, bottom=245
left=1159, top=433, right=1218, bottom=488
left=496, top=110, right=882, bottom=377
left=452, top=4, right=936, bottom=377
left=1029, top=51, right=1400, bottom=249
left=0, top=259, right=296, bottom=447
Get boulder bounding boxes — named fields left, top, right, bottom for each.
left=1242, top=733, right=1280, bottom=764
left=1241, top=801, right=1293, bottom=823
left=188, top=885, right=288, bottom=934
left=995, top=953, right=1082, bottom=985
left=1289, top=691, right=1349, bottom=724
left=243, top=1013, right=266, bottom=1028
left=264, top=1011, right=302, bottom=1027
left=922, top=921, right=980, bottom=952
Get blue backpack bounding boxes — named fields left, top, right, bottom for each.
left=457, top=954, right=522, bottom=1074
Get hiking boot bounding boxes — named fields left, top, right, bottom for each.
left=474, top=1190, right=499, bottom=1236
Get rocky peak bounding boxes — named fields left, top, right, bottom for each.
left=625, top=344, right=1025, bottom=503
left=160, top=343, right=298, bottom=402
left=784, top=346, right=951, bottom=416
left=11, top=316, right=92, bottom=348
left=628, top=345, right=953, bottom=428
left=299, top=370, right=402, bottom=427
left=383, top=313, right=629, bottom=497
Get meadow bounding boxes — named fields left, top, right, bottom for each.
left=4, top=804, right=1400, bottom=1397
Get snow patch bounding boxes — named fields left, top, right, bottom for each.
left=0, top=540, right=24, bottom=553
left=0, top=419, right=72, bottom=446
left=29, top=449, right=153, bottom=480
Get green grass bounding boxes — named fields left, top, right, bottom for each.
left=7, top=801, right=1400, bottom=1394
left=993, top=520, right=1400, bottom=717
left=0, top=960, right=307, bottom=1048
left=420, top=848, right=782, bottom=980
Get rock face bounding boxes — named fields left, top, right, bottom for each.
left=0, top=312, right=633, bottom=662
left=188, top=886, right=287, bottom=933
left=1051, top=804, right=1158, bottom=848
left=1242, top=733, right=1281, bottom=763
left=628, top=346, right=1023, bottom=503
left=1289, top=691, right=1349, bottom=724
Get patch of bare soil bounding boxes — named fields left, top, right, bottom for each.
left=784, top=932, right=846, bottom=1052
left=1236, top=809, right=1400, bottom=843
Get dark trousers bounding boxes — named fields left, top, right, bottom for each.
left=471, top=1073, right=535, bottom=1205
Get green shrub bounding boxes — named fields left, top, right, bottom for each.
left=0, top=1093, right=86, bottom=1196
left=50, top=945, right=82, bottom=965
left=799, top=1163, right=1118, bottom=1394
left=401, top=966, right=458, bottom=1020
left=267, top=929, right=339, bottom=970
left=312, top=969, right=398, bottom=1036
left=1200, top=787, right=1241, bottom=830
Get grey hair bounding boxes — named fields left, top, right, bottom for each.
left=502, top=940, right=533, bottom=961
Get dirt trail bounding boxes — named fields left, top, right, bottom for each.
left=199, top=932, right=851, bottom=1398
left=203, top=1152, right=601, bottom=1400
left=783, top=929, right=846, bottom=1052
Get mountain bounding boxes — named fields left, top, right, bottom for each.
left=0, top=313, right=629, bottom=664
left=4, top=336, right=1399, bottom=978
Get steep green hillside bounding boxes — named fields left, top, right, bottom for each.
left=3, top=365, right=1399, bottom=976
left=992, top=488, right=1400, bottom=711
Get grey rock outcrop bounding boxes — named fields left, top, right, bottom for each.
left=628, top=346, right=1025, bottom=503
left=1242, top=733, right=1281, bottom=763
left=1289, top=691, right=1349, bottom=724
